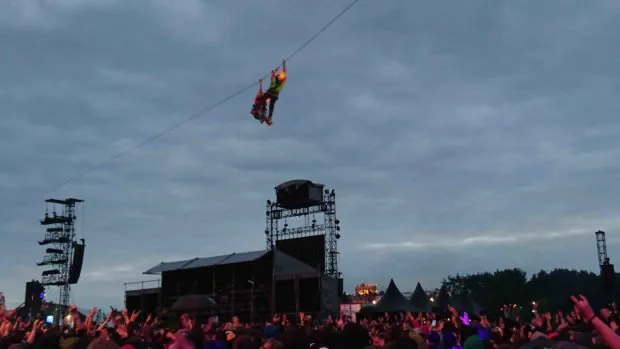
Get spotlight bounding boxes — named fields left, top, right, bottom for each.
left=336, top=226, right=340, bottom=231
left=265, top=211, right=269, bottom=216
left=336, top=233, right=341, bottom=239
left=267, top=200, right=271, bottom=205
left=335, top=219, right=340, bottom=225
left=265, top=230, right=269, bottom=235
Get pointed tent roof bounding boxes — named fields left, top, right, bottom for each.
left=409, top=282, right=431, bottom=312
left=375, top=279, right=420, bottom=312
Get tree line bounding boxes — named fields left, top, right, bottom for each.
left=441, top=268, right=617, bottom=313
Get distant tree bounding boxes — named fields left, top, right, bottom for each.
left=528, top=269, right=601, bottom=311
left=442, top=267, right=614, bottom=313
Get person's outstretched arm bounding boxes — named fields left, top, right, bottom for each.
left=572, top=295, right=620, bottom=349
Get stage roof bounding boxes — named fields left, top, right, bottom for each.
left=143, top=249, right=320, bottom=279
left=144, top=250, right=269, bottom=274
left=275, top=179, right=323, bottom=190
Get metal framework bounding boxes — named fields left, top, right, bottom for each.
left=38, top=198, right=83, bottom=322
left=265, top=188, right=341, bottom=277
left=124, top=280, right=161, bottom=322
left=596, top=230, right=609, bottom=269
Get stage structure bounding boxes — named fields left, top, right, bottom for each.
left=24, top=280, right=45, bottom=318
left=38, top=198, right=85, bottom=323
left=124, top=280, right=161, bottom=322
left=595, top=230, right=615, bottom=290
left=265, top=180, right=342, bottom=278
left=143, top=249, right=338, bottom=321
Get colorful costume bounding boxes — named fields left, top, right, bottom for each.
left=251, top=79, right=267, bottom=123
left=259, top=61, right=287, bottom=125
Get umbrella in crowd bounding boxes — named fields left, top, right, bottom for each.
left=171, top=294, right=217, bottom=312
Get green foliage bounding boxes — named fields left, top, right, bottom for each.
left=441, top=268, right=611, bottom=313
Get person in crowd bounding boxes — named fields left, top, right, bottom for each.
left=3, top=294, right=620, bottom=349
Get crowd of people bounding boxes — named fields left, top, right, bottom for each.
left=1, top=294, right=619, bottom=349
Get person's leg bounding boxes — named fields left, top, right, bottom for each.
left=267, top=95, right=278, bottom=118
left=260, top=103, right=267, bottom=119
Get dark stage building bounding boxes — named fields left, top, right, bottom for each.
left=275, top=235, right=326, bottom=275
left=124, top=280, right=161, bottom=320
left=140, top=248, right=339, bottom=321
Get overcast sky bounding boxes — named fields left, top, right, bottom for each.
left=1, top=0, right=619, bottom=309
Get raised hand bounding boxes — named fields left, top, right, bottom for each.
left=571, top=294, right=596, bottom=321
left=130, top=310, right=140, bottom=322
left=460, top=312, right=470, bottom=326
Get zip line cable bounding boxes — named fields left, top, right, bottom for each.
left=285, top=0, right=361, bottom=61
left=3, top=0, right=361, bottom=244
left=44, top=0, right=361, bottom=197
